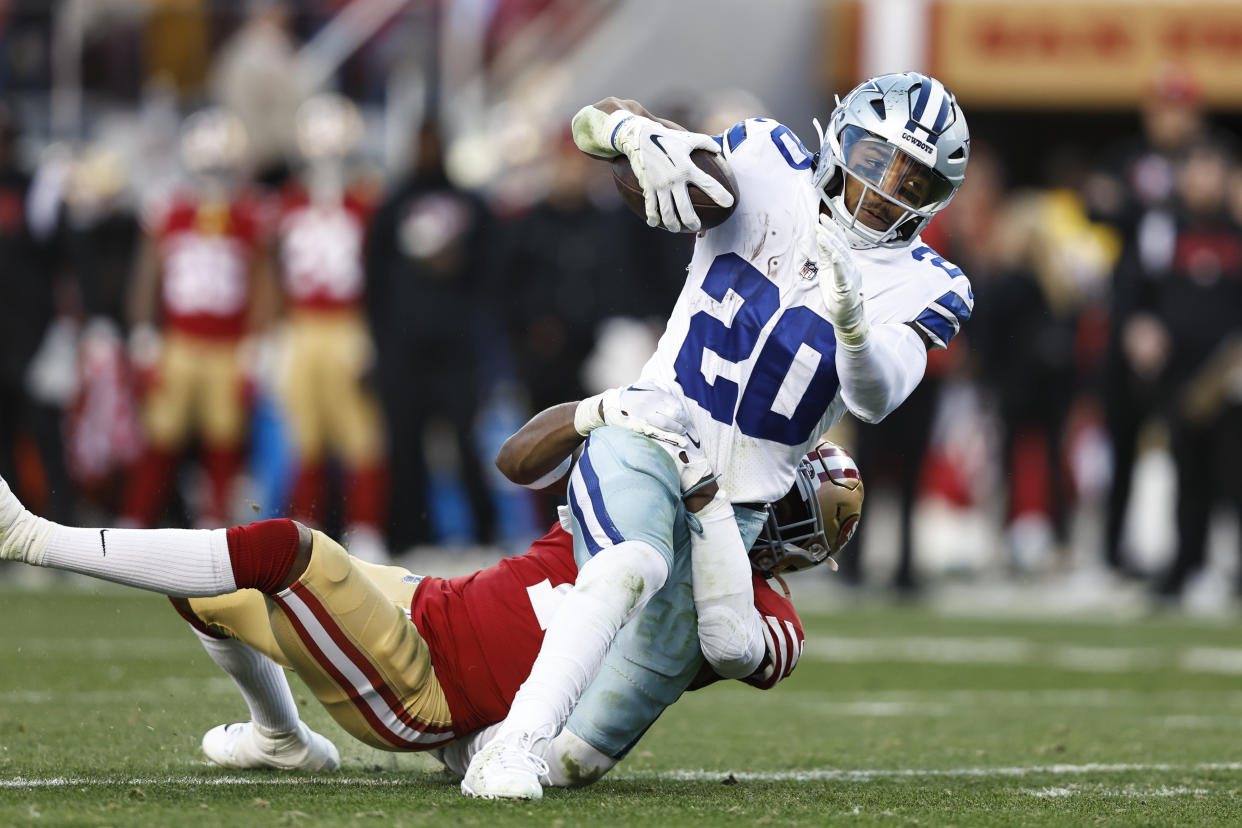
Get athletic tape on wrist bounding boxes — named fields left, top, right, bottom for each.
left=574, top=394, right=606, bottom=436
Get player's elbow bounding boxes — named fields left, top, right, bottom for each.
left=841, top=386, right=898, bottom=424
left=697, top=604, right=763, bottom=680
left=493, top=435, right=531, bottom=484
left=848, top=402, right=890, bottom=424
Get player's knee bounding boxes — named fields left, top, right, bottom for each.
left=577, top=540, right=668, bottom=616
left=224, top=519, right=312, bottom=593
left=288, top=521, right=314, bottom=585
left=542, top=729, right=617, bottom=788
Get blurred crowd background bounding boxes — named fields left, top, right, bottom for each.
left=2, top=0, right=1242, bottom=611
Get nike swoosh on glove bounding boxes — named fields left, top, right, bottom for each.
left=613, top=116, right=734, bottom=233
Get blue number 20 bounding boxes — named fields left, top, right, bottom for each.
left=673, top=254, right=839, bottom=445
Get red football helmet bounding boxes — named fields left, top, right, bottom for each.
left=748, top=442, right=864, bottom=578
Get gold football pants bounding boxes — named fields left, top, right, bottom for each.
left=185, top=530, right=454, bottom=750
left=144, top=332, right=246, bottom=449
left=279, top=310, right=384, bottom=465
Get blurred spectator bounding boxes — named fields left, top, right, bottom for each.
left=498, top=133, right=637, bottom=414
left=273, top=93, right=389, bottom=563
left=1140, top=140, right=1242, bottom=600
left=142, top=0, right=210, bottom=99
left=208, top=0, right=302, bottom=188
left=59, top=144, right=144, bottom=506
left=120, top=108, right=277, bottom=528
left=0, top=103, right=72, bottom=522
left=62, top=146, right=139, bottom=328
left=839, top=147, right=1004, bottom=591
left=972, top=192, right=1080, bottom=569
left=365, top=122, right=496, bottom=549
left=1084, top=63, right=1216, bottom=576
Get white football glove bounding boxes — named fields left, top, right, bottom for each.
left=611, top=115, right=734, bottom=233
left=817, top=213, right=870, bottom=347
left=574, top=383, right=695, bottom=447
left=663, top=437, right=715, bottom=495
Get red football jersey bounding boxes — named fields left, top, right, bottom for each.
left=153, top=194, right=263, bottom=338
left=276, top=188, right=373, bottom=311
left=409, top=522, right=806, bottom=735
left=409, top=523, right=580, bottom=734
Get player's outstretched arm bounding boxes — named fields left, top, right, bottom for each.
left=496, top=384, right=693, bottom=492
left=495, top=402, right=582, bottom=492
left=817, top=215, right=929, bottom=422
left=571, top=97, right=733, bottom=233
left=688, top=486, right=766, bottom=679
left=663, top=445, right=765, bottom=680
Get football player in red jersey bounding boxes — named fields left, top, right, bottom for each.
left=121, top=108, right=279, bottom=528
left=271, top=94, right=389, bottom=562
left=0, top=392, right=861, bottom=785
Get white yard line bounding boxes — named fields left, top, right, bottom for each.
left=4, top=762, right=1242, bottom=788
left=1024, top=784, right=1210, bottom=798
left=801, top=637, right=1242, bottom=676
left=629, top=762, right=1242, bottom=783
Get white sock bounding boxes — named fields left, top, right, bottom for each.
left=193, top=629, right=300, bottom=735
left=40, top=526, right=237, bottom=597
left=496, top=540, right=667, bottom=745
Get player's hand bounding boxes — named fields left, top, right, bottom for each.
left=574, top=382, right=694, bottom=447
left=659, top=436, right=716, bottom=498
left=613, top=116, right=734, bottom=233
left=817, top=213, right=870, bottom=347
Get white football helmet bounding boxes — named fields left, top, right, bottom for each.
left=749, top=442, right=864, bottom=578
left=813, top=72, right=969, bottom=249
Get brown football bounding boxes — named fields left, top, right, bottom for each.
left=611, top=148, right=738, bottom=232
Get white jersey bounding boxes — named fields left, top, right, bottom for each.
left=638, top=118, right=974, bottom=503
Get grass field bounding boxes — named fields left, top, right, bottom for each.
left=3, top=578, right=1242, bottom=826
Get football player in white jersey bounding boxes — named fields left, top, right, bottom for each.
left=464, top=72, right=974, bottom=799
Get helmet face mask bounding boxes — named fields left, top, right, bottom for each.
left=813, top=72, right=970, bottom=249
left=749, top=443, right=864, bottom=579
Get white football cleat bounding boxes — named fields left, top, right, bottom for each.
left=0, top=476, right=52, bottom=565
left=201, top=721, right=340, bottom=772
left=460, top=730, right=549, bottom=800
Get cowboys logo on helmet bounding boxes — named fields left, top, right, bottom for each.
left=813, top=71, right=969, bottom=249
left=749, top=442, right=864, bottom=579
